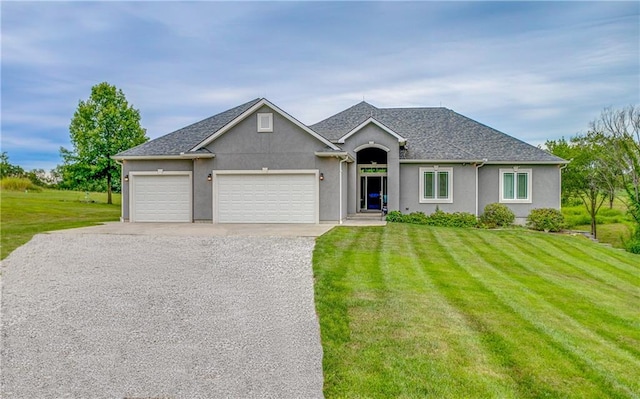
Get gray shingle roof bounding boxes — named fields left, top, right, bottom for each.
left=115, top=98, right=262, bottom=157
left=116, top=98, right=565, bottom=164
left=311, top=101, right=565, bottom=163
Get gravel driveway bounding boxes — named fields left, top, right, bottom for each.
left=1, top=233, right=324, bottom=398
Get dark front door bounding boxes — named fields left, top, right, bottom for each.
left=360, top=175, right=387, bottom=210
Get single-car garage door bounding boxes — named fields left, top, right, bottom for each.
left=215, top=172, right=318, bottom=223
left=131, top=173, right=191, bottom=222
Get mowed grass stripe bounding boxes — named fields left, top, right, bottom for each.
left=444, top=229, right=640, bottom=397
left=496, top=232, right=639, bottom=316
left=314, top=224, right=640, bottom=398
left=496, top=231, right=640, bottom=357
left=542, top=236, right=640, bottom=286
left=426, top=227, right=636, bottom=398
left=401, top=226, right=523, bottom=398
left=412, top=227, right=576, bottom=398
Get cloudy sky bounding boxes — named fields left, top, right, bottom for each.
left=2, top=1, right=638, bottom=171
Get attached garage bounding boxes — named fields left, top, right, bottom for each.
left=213, top=171, right=318, bottom=223
left=130, top=172, right=192, bottom=222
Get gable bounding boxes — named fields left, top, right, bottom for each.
left=191, top=98, right=339, bottom=152
left=337, top=118, right=406, bottom=144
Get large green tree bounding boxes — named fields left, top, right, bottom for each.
left=63, top=82, right=148, bottom=203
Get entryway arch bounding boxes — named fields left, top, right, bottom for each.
left=356, top=147, right=388, bottom=211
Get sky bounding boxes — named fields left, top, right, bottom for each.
left=1, top=1, right=639, bottom=172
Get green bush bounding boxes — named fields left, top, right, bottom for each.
left=427, top=209, right=478, bottom=228
left=386, top=209, right=478, bottom=228
left=480, top=203, right=514, bottom=228
left=386, top=210, right=404, bottom=222
left=0, top=177, right=42, bottom=192
left=527, top=208, right=565, bottom=232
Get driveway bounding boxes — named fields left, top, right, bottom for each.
left=1, top=228, right=327, bottom=398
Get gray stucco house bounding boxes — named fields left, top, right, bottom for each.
left=113, top=98, right=567, bottom=224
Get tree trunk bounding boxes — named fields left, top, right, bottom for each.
left=590, top=193, right=597, bottom=239
left=107, top=173, right=112, bottom=205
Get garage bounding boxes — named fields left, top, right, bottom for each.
left=130, top=173, right=192, bottom=222
left=214, top=171, right=318, bottom=223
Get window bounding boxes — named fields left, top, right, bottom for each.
left=419, top=167, right=453, bottom=203
left=257, top=113, right=273, bottom=132
left=500, top=168, right=532, bottom=203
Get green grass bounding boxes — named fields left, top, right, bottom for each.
left=0, top=189, right=121, bottom=259
left=313, top=223, right=640, bottom=398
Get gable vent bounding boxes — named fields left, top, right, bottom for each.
left=257, top=113, right=273, bottom=132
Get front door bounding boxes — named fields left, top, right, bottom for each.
left=359, top=174, right=387, bottom=211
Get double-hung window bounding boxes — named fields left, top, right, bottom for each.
left=500, top=168, right=532, bottom=203
left=419, top=167, right=453, bottom=203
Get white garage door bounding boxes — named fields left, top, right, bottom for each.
left=131, top=174, right=191, bottom=222
left=215, top=173, right=317, bottom=223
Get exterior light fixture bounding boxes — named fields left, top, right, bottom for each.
left=319, top=173, right=324, bottom=181
left=207, top=173, right=212, bottom=181
left=124, top=175, right=129, bottom=182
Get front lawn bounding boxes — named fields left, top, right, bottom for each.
left=0, top=189, right=121, bottom=259
left=313, top=223, right=639, bottom=398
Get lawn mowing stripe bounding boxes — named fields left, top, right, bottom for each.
left=438, top=229, right=639, bottom=398
left=400, top=225, right=522, bottom=398
left=475, top=231, right=640, bottom=357
left=502, top=230, right=639, bottom=296
left=552, top=233, right=640, bottom=275
left=313, top=227, right=364, bottom=395
left=412, top=227, right=572, bottom=398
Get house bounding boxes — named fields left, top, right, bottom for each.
left=113, top=98, right=567, bottom=224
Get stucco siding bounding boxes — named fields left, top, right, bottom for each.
left=478, top=164, right=561, bottom=222
left=399, top=163, right=477, bottom=214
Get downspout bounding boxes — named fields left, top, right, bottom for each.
left=558, top=161, right=570, bottom=208
left=475, top=158, right=488, bottom=217
left=114, top=159, right=125, bottom=222
left=339, top=155, right=349, bottom=224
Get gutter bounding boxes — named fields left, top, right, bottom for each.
left=339, top=155, right=350, bottom=224
left=111, top=153, right=216, bottom=161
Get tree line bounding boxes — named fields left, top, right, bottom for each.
left=546, top=106, right=640, bottom=250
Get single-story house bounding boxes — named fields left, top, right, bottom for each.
left=113, top=98, right=567, bottom=224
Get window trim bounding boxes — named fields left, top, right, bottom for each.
left=419, top=166, right=453, bottom=203
left=499, top=168, right=532, bottom=203
left=257, top=113, right=273, bottom=132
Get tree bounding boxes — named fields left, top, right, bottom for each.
left=546, top=136, right=609, bottom=238
left=589, top=106, right=640, bottom=244
left=0, top=152, right=25, bottom=178
left=64, top=82, right=148, bottom=203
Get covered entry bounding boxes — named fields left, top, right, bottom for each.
left=357, top=147, right=388, bottom=211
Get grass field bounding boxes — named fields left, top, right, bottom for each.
left=0, top=189, right=121, bottom=259
left=562, top=198, right=635, bottom=248
left=313, top=223, right=639, bottom=398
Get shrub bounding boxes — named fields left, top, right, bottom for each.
left=386, top=210, right=404, bottom=223
left=480, top=203, right=514, bottom=228
left=626, top=239, right=640, bottom=254
left=386, top=209, right=478, bottom=228
left=527, top=208, right=565, bottom=232
left=427, top=209, right=478, bottom=228
left=0, top=177, right=42, bottom=192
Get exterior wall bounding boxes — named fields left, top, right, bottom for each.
left=340, top=123, right=401, bottom=214
left=478, top=164, right=561, bottom=222
left=121, top=159, right=193, bottom=221
left=399, top=163, right=477, bottom=214
left=205, top=104, right=341, bottom=222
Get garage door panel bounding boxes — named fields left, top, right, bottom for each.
left=132, top=174, right=191, bottom=222
left=216, top=173, right=317, bottom=223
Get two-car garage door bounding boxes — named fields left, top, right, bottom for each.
left=130, top=171, right=318, bottom=223
left=215, top=172, right=318, bottom=224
